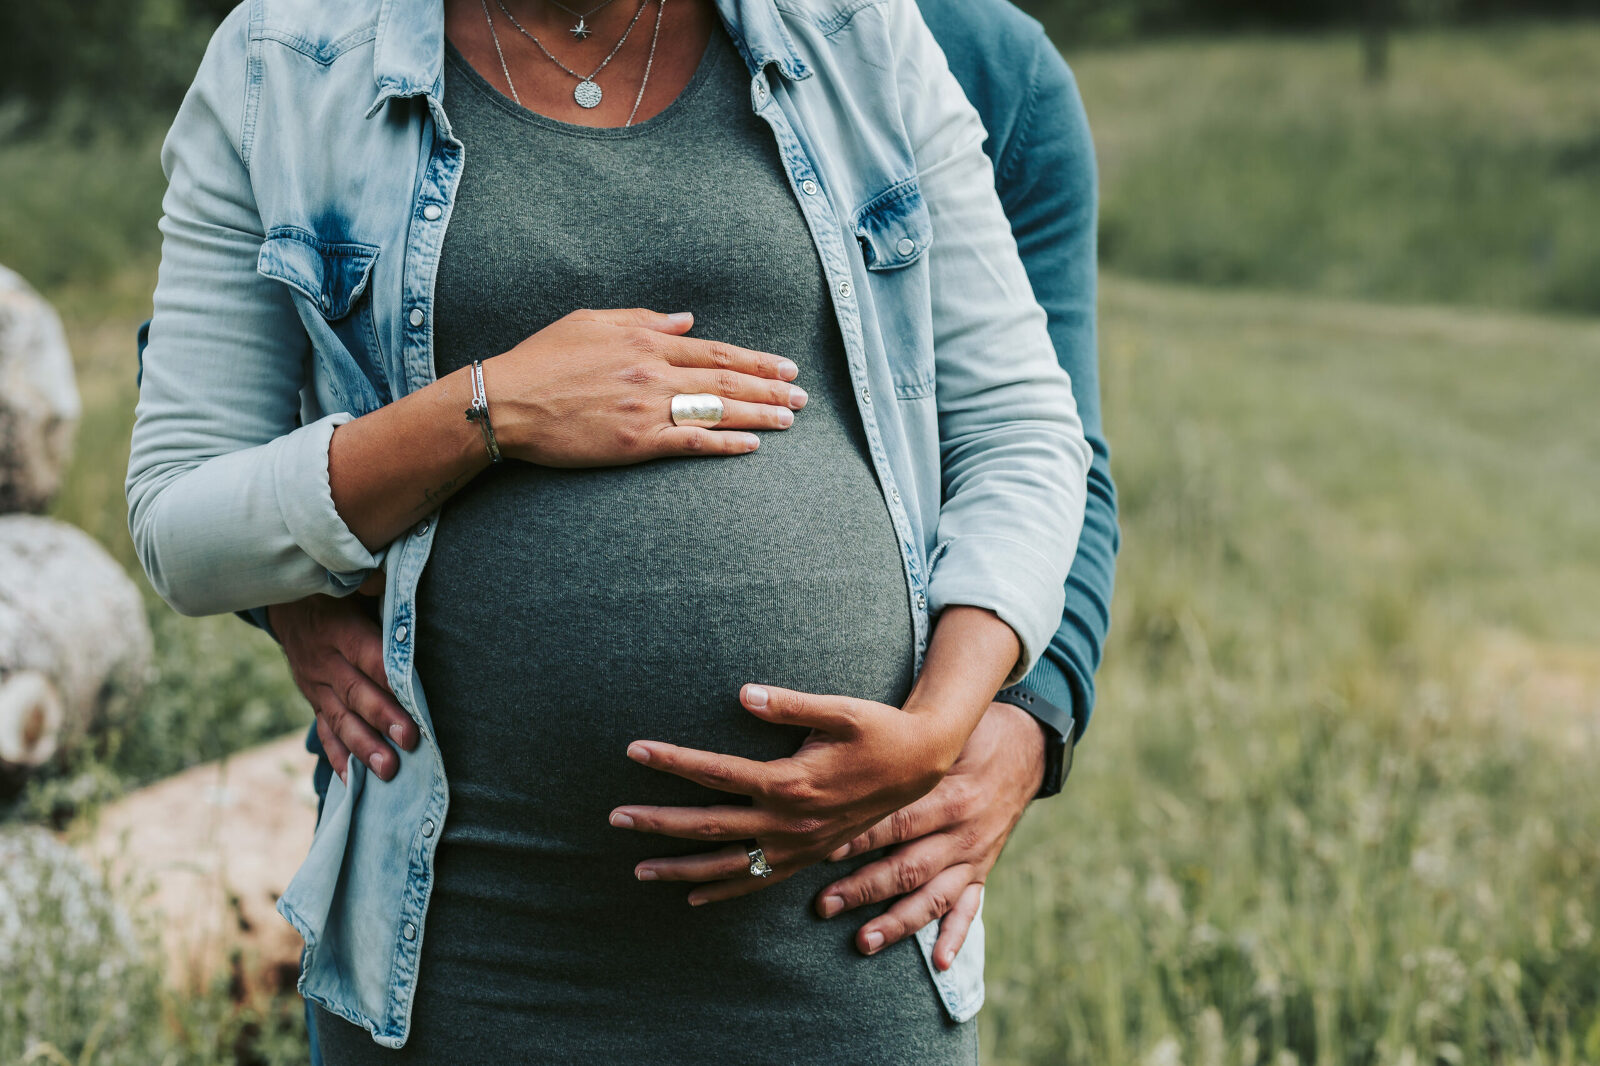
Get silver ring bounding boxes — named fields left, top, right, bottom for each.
left=746, top=844, right=773, bottom=878
left=670, top=393, right=725, bottom=429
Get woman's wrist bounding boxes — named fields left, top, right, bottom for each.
left=901, top=605, right=1023, bottom=766
left=327, top=364, right=494, bottom=550
left=430, top=364, right=500, bottom=468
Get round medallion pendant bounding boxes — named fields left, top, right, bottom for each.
left=574, top=80, right=603, bottom=109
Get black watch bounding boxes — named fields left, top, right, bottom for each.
left=992, top=684, right=1074, bottom=798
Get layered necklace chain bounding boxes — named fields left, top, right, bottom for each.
left=484, top=0, right=661, bottom=117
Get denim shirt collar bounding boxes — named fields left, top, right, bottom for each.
left=367, top=0, right=809, bottom=115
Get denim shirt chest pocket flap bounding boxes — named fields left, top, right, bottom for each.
left=257, top=226, right=390, bottom=413
left=853, top=180, right=935, bottom=397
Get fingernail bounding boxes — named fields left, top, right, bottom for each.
left=627, top=744, right=651, bottom=764
left=776, top=358, right=799, bottom=379
left=827, top=844, right=851, bottom=862
left=745, top=685, right=769, bottom=709
left=820, top=895, right=843, bottom=918
left=788, top=386, right=808, bottom=408
left=776, top=409, right=794, bottom=428
left=635, top=866, right=657, bottom=882
left=667, top=311, right=693, bottom=327
left=740, top=434, right=760, bottom=452
left=688, top=895, right=707, bottom=907
left=371, top=752, right=388, bottom=776
left=388, top=723, right=406, bottom=745
left=864, top=931, right=885, bottom=953
left=936, top=951, right=951, bottom=971
left=339, top=767, right=348, bottom=785
left=610, top=811, right=634, bottom=829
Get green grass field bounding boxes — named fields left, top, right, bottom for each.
left=983, top=278, right=1600, bottom=1064
left=1073, top=23, right=1600, bottom=314
left=4, top=19, right=1599, bottom=1066
left=18, top=272, right=1599, bottom=1065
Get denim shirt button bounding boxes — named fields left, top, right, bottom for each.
left=415, top=521, right=429, bottom=536
left=801, top=179, right=818, bottom=196
left=837, top=280, right=852, bottom=299
left=915, top=592, right=926, bottom=610
left=861, top=386, right=871, bottom=404
left=394, top=624, right=409, bottom=643
left=403, top=922, right=417, bottom=941
left=422, top=204, right=442, bottom=221
left=896, top=238, right=916, bottom=257
left=890, top=487, right=901, bottom=504
left=408, top=308, right=425, bottom=328
left=422, top=818, right=436, bottom=837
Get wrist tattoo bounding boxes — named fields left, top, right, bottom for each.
left=420, top=472, right=465, bottom=513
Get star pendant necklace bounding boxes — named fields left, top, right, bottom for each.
left=544, top=0, right=622, bottom=39
left=491, top=0, right=652, bottom=110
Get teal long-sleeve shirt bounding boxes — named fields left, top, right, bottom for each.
left=920, top=0, right=1120, bottom=746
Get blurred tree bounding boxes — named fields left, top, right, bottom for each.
left=0, top=0, right=235, bottom=134
left=1014, top=0, right=1600, bottom=43
left=1363, top=0, right=1394, bottom=82
left=2, top=0, right=1599, bottom=131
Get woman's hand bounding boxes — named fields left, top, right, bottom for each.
left=329, top=307, right=807, bottom=552
left=612, top=682, right=964, bottom=904
left=487, top=307, right=809, bottom=466
left=611, top=606, right=1020, bottom=905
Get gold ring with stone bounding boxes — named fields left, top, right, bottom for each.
left=670, top=393, right=725, bottom=429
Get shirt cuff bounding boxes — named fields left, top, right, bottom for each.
left=235, top=605, right=279, bottom=642
left=273, top=411, right=386, bottom=591
left=926, top=533, right=1069, bottom=685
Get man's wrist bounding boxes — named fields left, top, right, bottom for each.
left=992, top=684, right=1074, bottom=798
left=259, top=603, right=287, bottom=644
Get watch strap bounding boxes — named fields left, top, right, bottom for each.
left=993, top=684, right=1074, bottom=798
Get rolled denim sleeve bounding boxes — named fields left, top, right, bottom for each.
left=125, top=8, right=382, bottom=617
left=890, top=0, right=1092, bottom=682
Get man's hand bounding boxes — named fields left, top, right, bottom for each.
left=814, top=700, right=1046, bottom=970
left=268, top=594, right=418, bottom=782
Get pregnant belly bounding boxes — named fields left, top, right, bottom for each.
left=397, top=450, right=933, bottom=1051
left=413, top=446, right=914, bottom=867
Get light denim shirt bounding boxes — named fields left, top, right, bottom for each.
left=126, top=0, right=1090, bottom=1046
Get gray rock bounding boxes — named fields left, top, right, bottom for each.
left=0, top=516, right=151, bottom=772
left=0, top=265, right=80, bottom=514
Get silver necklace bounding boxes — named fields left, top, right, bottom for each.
left=493, top=0, right=649, bottom=109
left=480, top=0, right=665, bottom=126
left=625, top=0, right=666, bottom=127
left=543, top=0, right=622, bottom=40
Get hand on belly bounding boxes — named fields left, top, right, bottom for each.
left=608, top=682, right=957, bottom=901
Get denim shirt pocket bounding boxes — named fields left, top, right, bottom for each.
left=258, top=226, right=390, bottom=414
left=853, top=178, right=936, bottom=399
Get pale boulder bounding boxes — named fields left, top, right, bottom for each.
left=73, top=731, right=320, bottom=998
left=0, top=265, right=80, bottom=514
left=0, top=515, right=152, bottom=777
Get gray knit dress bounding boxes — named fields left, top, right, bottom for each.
left=312, top=26, right=977, bottom=1064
